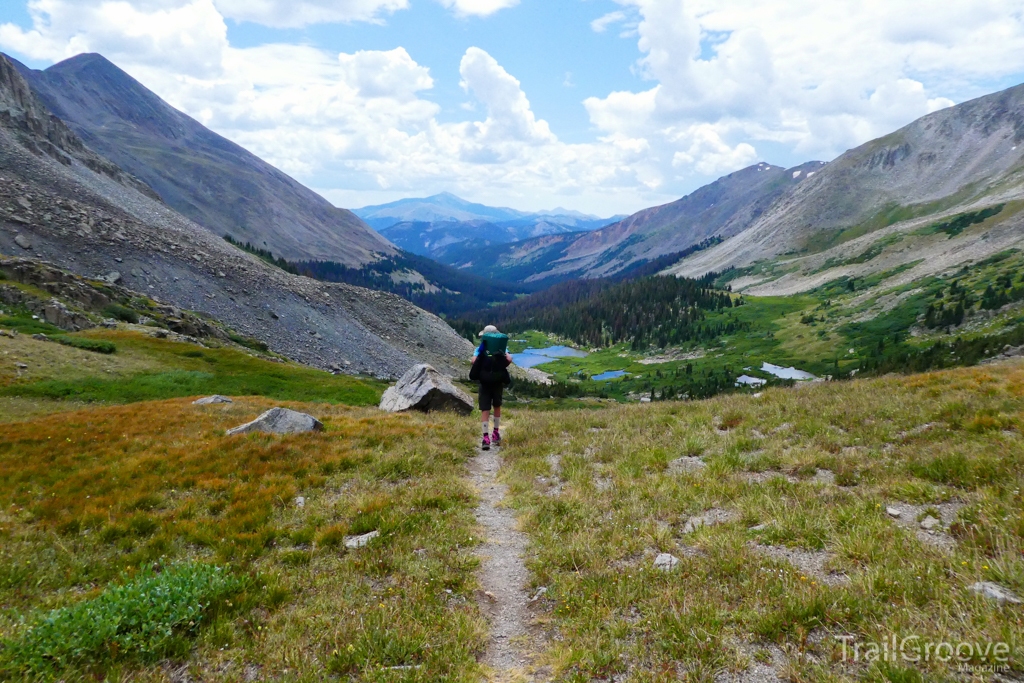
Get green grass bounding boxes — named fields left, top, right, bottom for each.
left=0, top=312, right=63, bottom=336
left=1, top=330, right=384, bottom=406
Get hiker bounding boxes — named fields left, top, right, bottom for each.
left=469, top=324, right=513, bottom=450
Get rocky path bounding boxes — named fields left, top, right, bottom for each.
left=469, top=428, right=544, bottom=681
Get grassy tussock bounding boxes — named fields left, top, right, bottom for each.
left=501, top=361, right=1024, bottom=681
left=0, top=398, right=485, bottom=681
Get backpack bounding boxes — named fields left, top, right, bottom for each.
left=481, top=332, right=509, bottom=356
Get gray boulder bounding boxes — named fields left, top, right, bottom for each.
left=226, top=407, right=323, bottom=435
left=969, top=581, right=1022, bottom=604
left=379, top=364, right=473, bottom=415
left=653, top=553, right=680, bottom=571
left=14, top=234, right=31, bottom=250
left=194, top=395, right=233, bottom=405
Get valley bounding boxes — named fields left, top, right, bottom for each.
left=2, top=26, right=1024, bottom=683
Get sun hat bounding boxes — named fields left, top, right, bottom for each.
left=478, top=324, right=499, bottom=336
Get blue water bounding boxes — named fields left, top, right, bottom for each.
left=592, top=370, right=627, bottom=381
left=513, top=345, right=588, bottom=368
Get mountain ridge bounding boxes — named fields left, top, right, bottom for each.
left=11, top=52, right=393, bottom=267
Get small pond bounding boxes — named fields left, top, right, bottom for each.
left=761, top=362, right=817, bottom=381
left=592, top=370, right=627, bottom=381
left=513, top=345, right=588, bottom=368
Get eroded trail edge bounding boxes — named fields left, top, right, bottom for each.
left=470, top=437, right=543, bottom=681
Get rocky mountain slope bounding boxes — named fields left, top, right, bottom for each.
left=0, top=53, right=471, bottom=378
left=443, top=162, right=823, bottom=283
left=670, top=82, right=1024, bottom=286
left=10, top=52, right=392, bottom=267
left=358, top=192, right=617, bottom=261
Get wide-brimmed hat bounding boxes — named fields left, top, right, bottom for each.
left=478, top=324, right=499, bottom=336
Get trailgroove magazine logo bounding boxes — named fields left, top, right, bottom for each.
left=836, top=635, right=1012, bottom=672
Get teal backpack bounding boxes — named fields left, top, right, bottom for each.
left=481, top=332, right=509, bottom=356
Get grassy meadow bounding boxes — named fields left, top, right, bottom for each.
left=497, top=360, right=1024, bottom=682
left=2, top=314, right=1024, bottom=681
left=0, top=396, right=486, bottom=681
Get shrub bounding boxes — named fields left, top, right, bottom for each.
left=102, top=303, right=139, bottom=324
left=0, top=562, right=245, bottom=677
left=49, top=334, right=117, bottom=354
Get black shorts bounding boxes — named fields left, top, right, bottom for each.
left=479, top=382, right=503, bottom=411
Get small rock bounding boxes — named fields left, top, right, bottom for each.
left=226, top=407, right=324, bottom=435
left=294, top=496, right=305, bottom=509
left=344, top=530, right=379, bottom=549
left=749, top=523, right=767, bottom=531
left=16, top=196, right=31, bottom=210
left=969, top=581, right=1022, bottom=604
left=529, top=586, right=548, bottom=602
left=653, top=553, right=679, bottom=571
left=886, top=507, right=902, bottom=518
left=115, top=257, right=123, bottom=263
left=920, top=516, right=940, bottom=531
left=483, top=591, right=496, bottom=602
left=193, top=395, right=233, bottom=405
left=14, top=234, right=31, bottom=250
left=217, top=271, right=226, bottom=278
left=15, top=362, right=28, bottom=369
left=668, top=456, right=706, bottom=473
left=103, top=271, right=122, bottom=284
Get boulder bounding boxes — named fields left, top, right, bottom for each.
left=226, top=407, right=323, bottom=435
left=14, top=234, right=31, bottom=250
left=194, top=395, right=233, bottom=405
left=379, top=364, right=473, bottom=415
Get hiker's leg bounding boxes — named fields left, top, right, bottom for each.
left=481, top=409, right=490, bottom=434
left=492, top=389, right=502, bottom=431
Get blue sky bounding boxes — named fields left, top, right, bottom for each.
left=2, top=1, right=1024, bottom=216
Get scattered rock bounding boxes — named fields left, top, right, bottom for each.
left=668, top=456, right=706, bottom=473
left=14, top=234, right=31, bottom=250
left=529, top=586, right=548, bottom=602
left=920, top=515, right=941, bottom=531
left=653, top=553, right=680, bottom=571
left=969, top=581, right=1022, bottom=605
left=886, top=501, right=963, bottom=552
left=16, top=196, right=31, bottom=211
left=886, top=507, right=902, bottom=518
left=811, top=469, right=836, bottom=485
left=750, top=543, right=850, bottom=586
left=102, top=271, right=122, bottom=284
left=294, top=496, right=305, bottom=509
left=683, top=508, right=737, bottom=534
left=226, top=407, right=324, bottom=435
left=15, top=362, right=28, bottom=369
left=378, top=363, right=473, bottom=415
left=193, top=395, right=233, bottom=405
left=345, top=530, right=379, bottom=549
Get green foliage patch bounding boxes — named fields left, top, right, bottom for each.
left=47, top=334, right=117, bottom=354
left=0, top=563, right=245, bottom=677
left=101, top=303, right=140, bottom=324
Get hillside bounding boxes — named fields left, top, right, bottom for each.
left=444, top=162, right=823, bottom=283
left=0, top=53, right=472, bottom=378
left=670, top=82, right=1024, bottom=291
left=10, top=52, right=393, bottom=267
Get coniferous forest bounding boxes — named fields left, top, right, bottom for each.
left=459, top=272, right=743, bottom=349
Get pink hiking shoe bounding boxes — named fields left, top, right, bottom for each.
left=491, top=429, right=501, bottom=447
left=481, top=433, right=491, bottom=451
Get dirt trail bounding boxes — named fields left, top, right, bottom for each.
left=469, top=426, right=545, bottom=681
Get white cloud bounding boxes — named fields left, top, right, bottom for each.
left=2, top=0, right=1024, bottom=215
left=436, top=0, right=519, bottom=18
left=591, top=10, right=626, bottom=33
left=212, top=0, right=408, bottom=28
